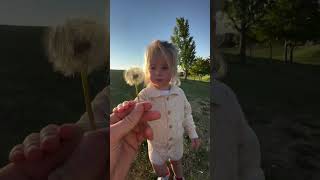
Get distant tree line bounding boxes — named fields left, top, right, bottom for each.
left=222, top=0, right=320, bottom=64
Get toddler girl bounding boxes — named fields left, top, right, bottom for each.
left=116, top=40, right=200, bottom=180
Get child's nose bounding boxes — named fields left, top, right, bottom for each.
left=155, top=69, right=161, bottom=75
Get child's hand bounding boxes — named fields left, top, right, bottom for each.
left=191, top=138, right=201, bottom=150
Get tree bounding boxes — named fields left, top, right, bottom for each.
left=223, top=0, right=272, bottom=64
left=246, top=30, right=260, bottom=58
left=250, top=11, right=277, bottom=61
left=171, top=17, right=196, bottom=80
left=265, top=0, right=320, bottom=63
left=190, top=57, right=210, bottom=80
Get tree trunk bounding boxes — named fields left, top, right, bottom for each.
left=184, top=69, right=188, bottom=80
left=239, top=28, right=247, bottom=64
left=284, top=40, right=288, bottom=63
left=289, top=45, right=294, bottom=64
left=269, top=41, right=273, bottom=61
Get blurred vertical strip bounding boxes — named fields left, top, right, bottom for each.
left=105, top=0, right=110, bottom=179
left=210, top=0, right=215, bottom=179
left=106, top=0, right=110, bottom=86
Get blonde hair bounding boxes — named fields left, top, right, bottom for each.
left=144, top=40, right=180, bottom=86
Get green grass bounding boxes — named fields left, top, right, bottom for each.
left=221, top=44, right=320, bottom=65
left=187, top=75, right=210, bottom=82
left=220, top=54, right=320, bottom=179
left=111, top=69, right=210, bottom=180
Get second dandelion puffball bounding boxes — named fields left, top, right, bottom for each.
left=124, top=67, right=145, bottom=86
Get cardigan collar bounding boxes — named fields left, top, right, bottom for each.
left=146, top=84, right=180, bottom=98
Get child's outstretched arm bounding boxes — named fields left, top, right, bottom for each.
left=182, top=95, right=198, bottom=138
left=181, top=92, right=201, bottom=150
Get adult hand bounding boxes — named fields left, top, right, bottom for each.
left=1, top=101, right=159, bottom=180
left=50, top=101, right=160, bottom=180
left=110, top=101, right=160, bottom=180
left=0, top=124, right=83, bottom=180
left=6, top=124, right=107, bottom=180
left=48, top=128, right=108, bottom=180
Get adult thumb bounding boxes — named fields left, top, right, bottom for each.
left=110, top=102, right=145, bottom=143
left=48, top=128, right=108, bottom=180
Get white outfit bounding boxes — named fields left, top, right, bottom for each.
left=137, top=84, right=198, bottom=165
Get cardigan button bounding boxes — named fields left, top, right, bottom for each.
left=168, top=111, right=171, bottom=115
left=169, top=125, right=172, bottom=128
left=166, top=97, right=169, bottom=101
left=169, top=137, right=173, bottom=141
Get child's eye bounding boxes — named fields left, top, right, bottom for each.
left=161, top=66, right=168, bottom=70
left=150, top=66, right=156, bottom=70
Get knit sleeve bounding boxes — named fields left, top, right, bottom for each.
left=182, top=91, right=198, bottom=139
left=134, top=88, right=148, bottom=102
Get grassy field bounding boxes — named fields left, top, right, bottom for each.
left=219, top=52, right=320, bottom=179
left=110, top=69, right=210, bottom=180
left=187, top=75, right=210, bottom=82
left=0, top=25, right=106, bottom=167
left=221, top=44, right=320, bottom=65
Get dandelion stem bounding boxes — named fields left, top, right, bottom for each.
left=81, top=69, right=96, bottom=130
left=135, top=85, right=138, bottom=97
left=135, top=84, right=140, bottom=102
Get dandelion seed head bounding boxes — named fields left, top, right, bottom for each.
left=46, top=17, right=108, bottom=76
left=124, top=67, right=145, bottom=86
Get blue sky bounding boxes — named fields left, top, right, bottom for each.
left=111, top=0, right=210, bottom=70
left=0, top=0, right=210, bottom=70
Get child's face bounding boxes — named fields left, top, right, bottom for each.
left=149, top=57, right=172, bottom=90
